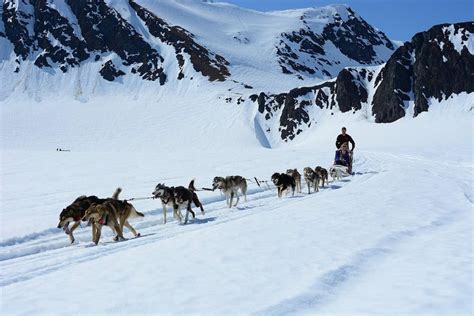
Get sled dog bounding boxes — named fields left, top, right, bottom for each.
left=329, top=165, right=349, bottom=181
left=173, top=179, right=205, bottom=224
left=82, top=197, right=144, bottom=245
left=57, top=188, right=120, bottom=243
left=303, top=167, right=320, bottom=194
left=315, top=166, right=329, bottom=187
left=271, top=172, right=296, bottom=198
left=212, top=176, right=248, bottom=208
left=153, top=180, right=204, bottom=224
left=286, top=169, right=302, bottom=193
left=153, top=183, right=178, bottom=224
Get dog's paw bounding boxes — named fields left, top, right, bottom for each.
left=114, top=236, right=125, bottom=242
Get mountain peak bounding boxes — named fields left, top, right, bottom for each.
left=0, top=0, right=396, bottom=100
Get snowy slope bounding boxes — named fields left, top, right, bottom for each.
left=0, top=0, right=397, bottom=101
left=248, top=22, right=474, bottom=145
left=0, top=1, right=473, bottom=315
left=1, top=98, right=473, bottom=314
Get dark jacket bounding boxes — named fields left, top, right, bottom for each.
left=336, top=134, right=355, bottom=150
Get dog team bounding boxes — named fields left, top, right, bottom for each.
left=58, top=127, right=355, bottom=244
left=57, top=165, right=342, bottom=245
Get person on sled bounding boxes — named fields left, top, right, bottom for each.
left=334, top=142, right=352, bottom=174
left=335, top=127, right=355, bottom=173
left=335, top=127, right=355, bottom=151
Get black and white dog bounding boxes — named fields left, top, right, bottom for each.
left=271, top=172, right=296, bottom=198
left=153, top=180, right=204, bottom=224
left=173, top=180, right=205, bottom=224
left=152, top=183, right=177, bottom=224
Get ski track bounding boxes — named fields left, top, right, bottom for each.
left=0, top=156, right=376, bottom=288
left=253, top=151, right=470, bottom=315
left=254, top=211, right=460, bottom=315
left=0, top=151, right=463, bottom=294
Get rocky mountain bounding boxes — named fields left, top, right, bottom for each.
left=251, top=22, right=474, bottom=143
left=1, top=1, right=471, bottom=148
left=1, top=0, right=230, bottom=84
left=372, top=22, right=474, bottom=122
left=0, top=0, right=396, bottom=100
left=276, top=6, right=394, bottom=79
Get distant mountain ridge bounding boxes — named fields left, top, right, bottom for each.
left=276, top=5, right=394, bottom=79
left=250, top=22, right=474, bottom=143
left=0, top=0, right=396, bottom=95
left=1, top=1, right=472, bottom=148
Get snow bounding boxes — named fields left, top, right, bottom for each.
left=1, top=86, right=473, bottom=314
left=443, top=24, right=474, bottom=55
left=0, top=0, right=399, bottom=102
left=0, top=1, right=473, bottom=315
left=47, top=0, right=84, bottom=40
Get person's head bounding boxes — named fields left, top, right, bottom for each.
left=341, top=127, right=347, bottom=135
left=341, top=142, right=348, bottom=151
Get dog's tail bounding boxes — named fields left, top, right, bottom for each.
left=112, top=187, right=122, bottom=199
left=188, top=179, right=196, bottom=192
left=131, top=206, right=145, bottom=218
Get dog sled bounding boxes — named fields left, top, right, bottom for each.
left=330, top=151, right=354, bottom=180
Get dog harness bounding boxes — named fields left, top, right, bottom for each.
left=98, top=215, right=108, bottom=225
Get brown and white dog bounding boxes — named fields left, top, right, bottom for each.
left=212, top=176, right=248, bottom=208
left=315, top=166, right=329, bottom=187
left=81, top=197, right=144, bottom=245
left=57, top=188, right=120, bottom=243
left=303, top=167, right=320, bottom=194
left=286, top=169, right=302, bottom=193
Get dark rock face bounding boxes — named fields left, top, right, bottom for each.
left=276, top=6, right=395, bottom=79
left=33, top=0, right=89, bottom=71
left=372, top=45, right=413, bottom=123
left=100, top=61, right=125, bottom=81
left=372, top=22, right=474, bottom=122
left=276, top=29, right=325, bottom=78
left=66, top=0, right=166, bottom=83
left=411, top=23, right=474, bottom=116
left=322, top=7, right=394, bottom=64
left=128, top=0, right=229, bottom=82
left=251, top=70, right=369, bottom=141
left=336, top=68, right=368, bottom=113
left=1, top=0, right=230, bottom=84
left=2, top=0, right=35, bottom=60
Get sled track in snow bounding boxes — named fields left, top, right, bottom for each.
left=0, top=157, right=377, bottom=287
left=254, top=211, right=461, bottom=315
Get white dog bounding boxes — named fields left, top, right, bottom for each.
left=329, top=165, right=350, bottom=181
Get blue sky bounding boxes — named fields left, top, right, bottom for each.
left=222, top=0, right=473, bottom=41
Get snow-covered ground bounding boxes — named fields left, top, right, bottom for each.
left=1, top=88, right=472, bottom=314
left=0, top=2, right=472, bottom=312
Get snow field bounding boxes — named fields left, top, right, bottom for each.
left=1, top=109, right=472, bottom=314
